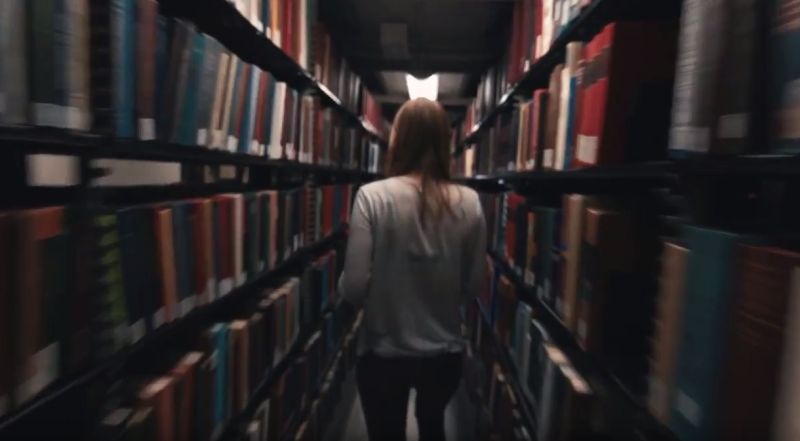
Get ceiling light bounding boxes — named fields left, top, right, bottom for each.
left=406, top=74, right=439, bottom=101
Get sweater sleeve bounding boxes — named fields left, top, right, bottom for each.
left=462, top=197, right=487, bottom=304
left=337, top=189, right=373, bottom=308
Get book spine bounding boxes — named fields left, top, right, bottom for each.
left=208, top=50, right=229, bottom=149
left=153, top=13, right=170, bottom=140
left=240, top=66, right=260, bottom=154
left=118, top=0, right=135, bottom=136
left=668, top=0, right=724, bottom=155
left=195, top=38, right=217, bottom=147
left=2, top=1, right=28, bottom=125
left=29, top=0, right=57, bottom=127
left=54, top=0, right=69, bottom=128
left=136, top=0, right=157, bottom=140
left=170, top=24, right=194, bottom=143
left=772, top=266, right=800, bottom=441
left=179, top=32, right=205, bottom=145
left=770, top=0, right=800, bottom=153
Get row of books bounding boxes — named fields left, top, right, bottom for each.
left=459, top=0, right=596, bottom=140
left=480, top=190, right=800, bottom=441
left=98, top=285, right=362, bottom=441
left=182, top=0, right=387, bottom=136
left=0, top=183, right=355, bottom=420
left=456, top=0, right=799, bottom=175
left=248, top=310, right=362, bottom=441
left=463, top=291, right=592, bottom=441
left=455, top=18, right=676, bottom=175
left=462, top=295, right=525, bottom=441
left=0, top=0, right=386, bottom=172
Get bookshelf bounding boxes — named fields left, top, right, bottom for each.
left=0, top=0, right=387, bottom=439
left=457, top=0, right=681, bottom=146
left=0, top=226, right=348, bottom=439
left=451, top=0, right=800, bottom=439
left=487, top=251, right=680, bottom=441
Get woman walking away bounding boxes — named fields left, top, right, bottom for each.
left=338, top=97, right=487, bottom=441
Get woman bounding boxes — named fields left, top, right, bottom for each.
left=338, top=98, right=487, bottom=441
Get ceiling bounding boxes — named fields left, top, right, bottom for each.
left=320, top=0, right=515, bottom=122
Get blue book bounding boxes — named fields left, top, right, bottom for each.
left=178, top=33, right=205, bottom=145
left=212, top=324, right=228, bottom=426
left=154, top=16, right=173, bottom=139
left=670, top=227, right=761, bottom=441
left=333, top=187, right=342, bottom=229
left=535, top=207, right=560, bottom=307
left=562, top=75, right=579, bottom=169
left=112, top=0, right=136, bottom=137
left=116, top=208, right=146, bottom=341
left=238, top=67, right=257, bottom=153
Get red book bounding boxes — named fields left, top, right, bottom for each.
left=213, top=196, right=233, bottom=290
left=253, top=71, right=270, bottom=149
left=322, top=186, right=334, bottom=235
left=574, top=34, right=598, bottom=168
left=576, top=21, right=679, bottom=168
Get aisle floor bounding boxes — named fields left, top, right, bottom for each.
left=339, top=383, right=476, bottom=441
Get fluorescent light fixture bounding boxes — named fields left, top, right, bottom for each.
left=406, top=74, right=439, bottom=101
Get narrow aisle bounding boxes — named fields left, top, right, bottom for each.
left=337, top=381, right=476, bottom=441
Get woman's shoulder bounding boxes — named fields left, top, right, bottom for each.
left=446, top=182, right=480, bottom=204
left=357, top=178, right=480, bottom=205
left=356, top=177, right=401, bottom=196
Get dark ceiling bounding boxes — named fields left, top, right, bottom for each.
left=320, top=0, right=515, bottom=122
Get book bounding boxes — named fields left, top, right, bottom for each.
left=669, top=227, right=760, bottom=441
left=648, top=242, right=689, bottom=424
left=718, top=246, right=800, bottom=440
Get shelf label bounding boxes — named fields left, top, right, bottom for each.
left=18, top=343, right=60, bottom=403
left=207, top=279, right=216, bottom=303
left=219, top=278, right=233, bottom=296
left=675, top=390, right=702, bottom=427
left=130, top=319, right=146, bottom=344
left=577, top=319, right=587, bottom=342
left=171, top=301, right=181, bottom=319
left=139, top=118, right=156, bottom=141
left=153, top=308, right=166, bottom=329
left=197, top=128, right=208, bottom=146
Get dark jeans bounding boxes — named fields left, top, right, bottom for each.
left=355, top=351, right=464, bottom=441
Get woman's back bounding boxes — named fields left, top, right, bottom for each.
left=338, top=98, right=486, bottom=441
left=341, top=176, right=486, bottom=357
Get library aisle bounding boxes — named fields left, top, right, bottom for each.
left=0, top=0, right=798, bottom=439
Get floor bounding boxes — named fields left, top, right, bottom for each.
left=337, top=382, right=476, bottom=441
